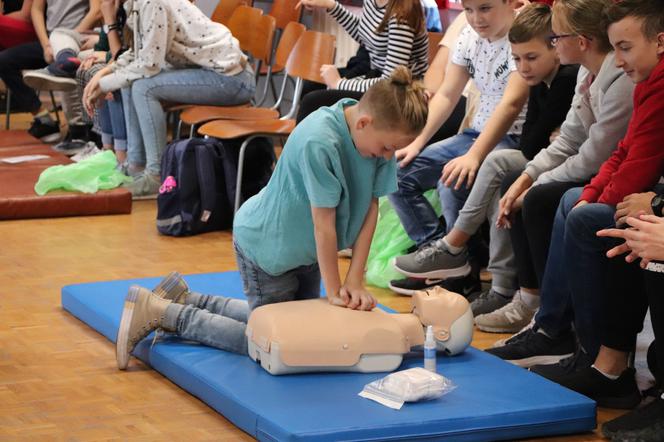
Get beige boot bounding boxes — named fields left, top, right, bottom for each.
left=116, top=285, right=172, bottom=370
left=152, top=271, right=190, bottom=303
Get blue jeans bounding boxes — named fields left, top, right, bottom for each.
left=535, top=188, right=617, bottom=358
left=388, top=129, right=519, bottom=247
left=122, top=66, right=255, bottom=175
left=98, top=91, right=127, bottom=151
left=163, top=242, right=321, bottom=355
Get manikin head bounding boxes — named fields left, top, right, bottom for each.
left=411, top=286, right=474, bottom=355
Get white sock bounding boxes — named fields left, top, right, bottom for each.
left=520, top=290, right=540, bottom=310
left=442, top=236, right=464, bottom=255
left=592, top=364, right=620, bottom=380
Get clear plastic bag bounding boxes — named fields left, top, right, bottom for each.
left=358, top=367, right=456, bottom=410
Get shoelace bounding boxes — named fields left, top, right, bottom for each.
left=414, top=239, right=447, bottom=262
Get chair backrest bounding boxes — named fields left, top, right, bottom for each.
left=273, top=21, right=306, bottom=70
left=250, top=14, right=277, bottom=65
left=427, top=32, right=444, bottom=64
left=285, top=31, right=336, bottom=84
left=211, top=0, right=255, bottom=25
left=268, top=0, right=303, bottom=30
left=226, top=5, right=264, bottom=53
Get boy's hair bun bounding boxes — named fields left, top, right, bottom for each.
left=389, top=65, right=413, bottom=87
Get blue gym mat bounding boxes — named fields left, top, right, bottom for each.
left=62, top=272, right=596, bottom=441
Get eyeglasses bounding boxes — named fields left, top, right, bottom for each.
left=548, top=34, right=577, bottom=45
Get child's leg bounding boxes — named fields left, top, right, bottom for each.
left=294, top=263, right=322, bottom=301
left=645, top=269, right=664, bottom=386
left=48, top=28, right=81, bottom=75
left=162, top=296, right=250, bottom=355
left=437, top=134, right=520, bottom=232
left=387, top=131, right=478, bottom=248
left=121, top=86, right=146, bottom=173
left=98, top=100, right=114, bottom=149
left=108, top=91, right=127, bottom=161
left=234, top=242, right=312, bottom=311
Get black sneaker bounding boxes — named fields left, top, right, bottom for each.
left=553, top=366, right=642, bottom=409
left=602, top=395, right=664, bottom=440
left=389, top=273, right=482, bottom=297
left=28, top=118, right=61, bottom=143
left=53, top=125, right=92, bottom=155
left=530, top=347, right=594, bottom=381
left=485, top=327, right=576, bottom=367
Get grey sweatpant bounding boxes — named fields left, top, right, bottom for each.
left=453, top=149, right=529, bottom=293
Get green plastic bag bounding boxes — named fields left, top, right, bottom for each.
left=34, top=150, right=132, bottom=195
left=366, top=191, right=441, bottom=288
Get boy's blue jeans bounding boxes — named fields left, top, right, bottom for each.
left=388, top=129, right=519, bottom=248
left=98, top=91, right=127, bottom=151
left=163, top=242, right=321, bottom=355
left=535, top=188, right=617, bottom=358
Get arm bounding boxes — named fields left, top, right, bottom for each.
left=424, top=45, right=449, bottom=93
left=395, top=62, right=469, bottom=167
left=337, top=18, right=417, bottom=92
left=341, top=198, right=378, bottom=310
left=7, top=0, right=32, bottom=21
left=98, top=1, right=167, bottom=92
left=442, top=71, right=529, bottom=189
left=311, top=207, right=344, bottom=306
left=100, top=0, right=122, bottom=56
left=589, top=86, right=664, bottom=206
left=30, top=0, right=51, bottom=62
left=75, top=0, right=102, bottom=33
left=598, top=214, right=664, bottom=267
left=535, top=73, right=634, bottom=185
left=327, top=1, right=362, bottom=42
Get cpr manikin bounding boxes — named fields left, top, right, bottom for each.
left=246, top=286, right=474, bottom=375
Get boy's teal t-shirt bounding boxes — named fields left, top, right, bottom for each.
left=232, top=99, right=397, bottom=276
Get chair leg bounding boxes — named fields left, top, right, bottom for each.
left=234, top=135, right=260, bottom=213
left=48, top=91, right=61, bottom=127
left=5, top=88, right=11, bottom=130
left=189, top=124, right=197, bottom=139
left=176, top=119, right=183, bottom=140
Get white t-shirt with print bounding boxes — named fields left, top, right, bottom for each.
left=451, top=24, right=526, bottom=135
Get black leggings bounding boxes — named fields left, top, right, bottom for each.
left=501, top=173, right=584, bottom=289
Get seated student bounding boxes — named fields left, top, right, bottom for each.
left=475, top=0, right=635, bottom=340
left=510, top=0, right=664, bottom=410
left=597, top=214, right=664, bottom=440
left=391, top=4, right=578, bottom=325
left=113, top=67, right=430, bottom=369
left=295, top=0, right=428, bottom=121
left=387, top=0, right=529, bottom=283
left=0, top=0, right=100, bottom=143
left=488, top=0, right=654, bottom=370
left=83, top=0, right=256, bottom=198
left=0, top=0, right=37, bottom=50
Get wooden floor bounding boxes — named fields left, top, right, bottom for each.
left=0, top=120, right=621, bottom=440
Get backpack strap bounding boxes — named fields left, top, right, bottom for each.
left=193, top=140, right=217, bottom=223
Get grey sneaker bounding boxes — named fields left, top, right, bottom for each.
left=152, top=271, right=190, bottom=303
left=470, top=289, right=512, bottom=316
left=393, top=238, right=471, bottom=279
left=124, top=173, right=160, bottom=200
left=22, top=67, right=77, bottom=91
left=474, top=292, right=538, bottom=333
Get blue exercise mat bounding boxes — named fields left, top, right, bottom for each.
left=62, top=272, right=596, bottom=441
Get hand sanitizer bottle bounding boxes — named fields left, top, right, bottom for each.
left=424, top=325, right=436, bottom=372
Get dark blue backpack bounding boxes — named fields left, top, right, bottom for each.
left=156, top=138, right=234, bottom=236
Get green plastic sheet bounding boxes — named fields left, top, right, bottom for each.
left=34, top=150, right=132, bottom=195
left=366, top=190, right=441, bottom=288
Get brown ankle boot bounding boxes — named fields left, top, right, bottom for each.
left=152, top=271, right=190, bottom=303
left=116, top=285, right=172, bottom=370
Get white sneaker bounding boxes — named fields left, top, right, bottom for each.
left=71, top=142, right=102, bottom=162
left=475, top=291, right=538, bottom=333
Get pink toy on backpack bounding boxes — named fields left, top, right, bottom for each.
left=159, top=176, right=177, bottom=194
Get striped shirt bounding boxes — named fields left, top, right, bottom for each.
left=328, top=0, right=428, bottom=93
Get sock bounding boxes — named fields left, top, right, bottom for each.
left=48, top=49, right=80, bottom=76
left=592, top=364, right=620, bottom=380
left=35, top=111, right=54, bottom=124
left=520, top=290, right=540, bottom=310
left=442, top=236, right=464, bottom=255
left=493, top=287, right=515, bottom=299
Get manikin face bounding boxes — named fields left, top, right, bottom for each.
left=609, top=16, right=664, bottom=83
left=462, top=0, right=515, bottom=42
left=511, top=38, right=560, bottom=86
left=352, top=117, right=417, bottom=160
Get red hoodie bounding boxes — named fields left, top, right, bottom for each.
left=579, top=56, right=664, bottom=205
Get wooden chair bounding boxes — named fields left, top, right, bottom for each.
left=226, top=5, right=265, bottom=54
left=178, top=21, right=305, bottom=137
left=210, top=0, right=254, bottom=25
left=198, top=30, right=336, bottom=212
left=267, top=0, right=303, bottom=31
left=428, top=32, right=444, bottom=64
